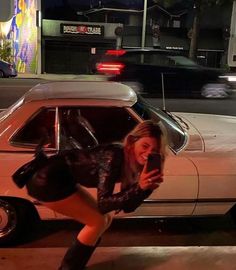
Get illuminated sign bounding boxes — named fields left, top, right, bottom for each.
left=61, top=24, right=104, bottom=36
left=166, top=46, right=184, bottom=50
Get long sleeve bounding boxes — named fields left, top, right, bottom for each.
left=97, top=145, right=153, bottom=214
left=119, top=184, right=152, bottom=213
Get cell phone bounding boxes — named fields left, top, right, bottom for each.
left=146, top=153, right=162, bottom=172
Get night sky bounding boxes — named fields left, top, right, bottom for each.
left=42, top=0, right=149, bottom=20
left=42, top=0, right=191, bottom=20
left=43, top=0, right=146, bottom=9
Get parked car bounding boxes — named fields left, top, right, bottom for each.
left=0, top=59, right=17, bottom=78
left=95, top=49, right=232, bottom=98
left=0, top=81, right=236, bottom=244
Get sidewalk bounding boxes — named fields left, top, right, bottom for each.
left=1, top=246, right=236, bottom=270
left=16, top=73, right=108, bottom=81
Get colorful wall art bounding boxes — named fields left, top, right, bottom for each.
left=11, top=0, right=38, bottom=74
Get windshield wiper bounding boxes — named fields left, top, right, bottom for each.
left=163, top=110, right=189, bottom=130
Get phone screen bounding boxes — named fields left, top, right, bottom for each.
left=146, top=153, right=162, bottom=172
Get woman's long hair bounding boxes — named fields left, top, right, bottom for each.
left=121, top=120, right=167, bottom=190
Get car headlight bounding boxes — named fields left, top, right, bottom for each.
left=219, top=74, right=236, bottom=82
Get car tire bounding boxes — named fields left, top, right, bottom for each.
left=201, top=84, right=229, bottom=99
left=230, top=204, right=236, bottom=223
left=0, top=198, right=39, bottom=245
left=0, top=70, right=4, bottom=78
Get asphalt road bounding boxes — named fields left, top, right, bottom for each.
left=0, top=78, right=45, bottom=108
left=0, top=78, right=236, bottom=116
left=146, top=95, right=236, bottom=116
left=12, top=215, right=236, bottom=248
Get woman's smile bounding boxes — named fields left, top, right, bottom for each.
left=134, top=137, right=160, bottom=166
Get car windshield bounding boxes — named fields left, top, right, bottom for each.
left=132, top=96, right=188, bottom=153
left=0, top=97, right=24, bottom=123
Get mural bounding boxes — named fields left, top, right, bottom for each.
left=11, top=0, right=38, bottom=74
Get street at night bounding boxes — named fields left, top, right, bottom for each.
left=1, top=0, right=236, bottom=268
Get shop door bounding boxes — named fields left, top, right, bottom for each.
left=45, top=41, right=90, bottom=74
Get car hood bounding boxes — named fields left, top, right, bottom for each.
left=175, top=112, right=236, bottom=152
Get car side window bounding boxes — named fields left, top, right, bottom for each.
left=59, top=106, right=138, bottom=150
left=147, top=53, right=171, bottom=66
left=79, top=107, right=138, bottom=143
left=11, top=108, right=56, bottom=149
left=120, top=53, right=142, bottom=64
left=59, top=108, right=98, bottom=150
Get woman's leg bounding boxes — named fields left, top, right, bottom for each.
left=75, top=185, right=114, bottom=234
left=43, top=185, right=112, bottom=245
left=43, top=187, right=112, bottom=270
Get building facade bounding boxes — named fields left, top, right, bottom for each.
left=41, top=19, right=123, bottom=74
left=0, top=1, right=233, bottom=75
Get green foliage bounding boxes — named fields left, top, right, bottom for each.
left=0, top=40, right=13, bottom=63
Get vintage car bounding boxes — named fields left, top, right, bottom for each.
left=0, top=81, right=236, bottom=244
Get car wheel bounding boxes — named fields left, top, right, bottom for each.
left=201, top=84, right=229, bottom=99
left=230, top=204, right=236, bottom=223
left=0, top=70, right=4, bottom=78
left=0, top=198, right=39, bottom=245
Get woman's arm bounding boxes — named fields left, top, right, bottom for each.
left=97, top=146, right=152, bottom=214
left=98, top=182, right=152, bottom=214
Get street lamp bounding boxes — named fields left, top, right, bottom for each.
left=141, top=0, right=148, bottom=49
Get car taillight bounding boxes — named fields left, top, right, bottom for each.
left=105, top=49, right=126, bottom=56
left=96, top=62, right=125, bottom=75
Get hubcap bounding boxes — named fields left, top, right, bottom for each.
left=0, top=200, right=17, bottom=238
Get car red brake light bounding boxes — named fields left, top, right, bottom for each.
left=96, top=62, right=125, bottom=75
left=105, top=49, right=126, bottom=56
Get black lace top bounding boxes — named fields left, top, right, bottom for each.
left=61, top=144, right=152, bottom=214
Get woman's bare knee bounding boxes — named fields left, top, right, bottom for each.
left=105, top=213, right=113, bottom=229
left=85, top=213, right=112, bottom=237
left=91, top=214, right=108, bottom=232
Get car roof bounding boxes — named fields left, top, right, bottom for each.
left=23, top=81, right=137, bottom=106
left=122, top=48, right=179, bottom=52
left=101, top=48, right=182, bottom=60
left=108, top=48, right=181, bottom=55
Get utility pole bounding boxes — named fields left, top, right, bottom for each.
left=36, top=0, right=42, bottom=74
left=141, top=0, right=148, bottom=49
left=228, top=0, right=236, bottom=70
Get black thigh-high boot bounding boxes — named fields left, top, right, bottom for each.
left=58, top=238, right=101, bottom=270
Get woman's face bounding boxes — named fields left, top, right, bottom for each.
left=133, top=136, right=160, bottom=166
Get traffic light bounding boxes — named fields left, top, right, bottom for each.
left=0, top=0, right=14, bottom=22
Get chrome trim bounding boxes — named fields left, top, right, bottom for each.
left=55, top=107, right=60, bottom=152
left=144, top=198, right=236, bottom=204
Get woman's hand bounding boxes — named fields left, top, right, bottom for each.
left=138, top=162, right=163, bottom=190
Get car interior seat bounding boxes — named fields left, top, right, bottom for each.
left=61, top=109, right=98, bottom=149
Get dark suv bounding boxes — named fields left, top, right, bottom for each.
left=95, top=49, right=232, bottom=98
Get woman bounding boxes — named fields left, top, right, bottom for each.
left=15, top=120, right=167, bottom=270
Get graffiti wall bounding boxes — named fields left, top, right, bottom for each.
left=12, top=0, right=38, bottom=74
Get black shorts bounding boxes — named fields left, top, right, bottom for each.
left=26, top=156, right=77, bottom=202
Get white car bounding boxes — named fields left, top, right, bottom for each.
left=0, top=81, right=236, bottom=244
